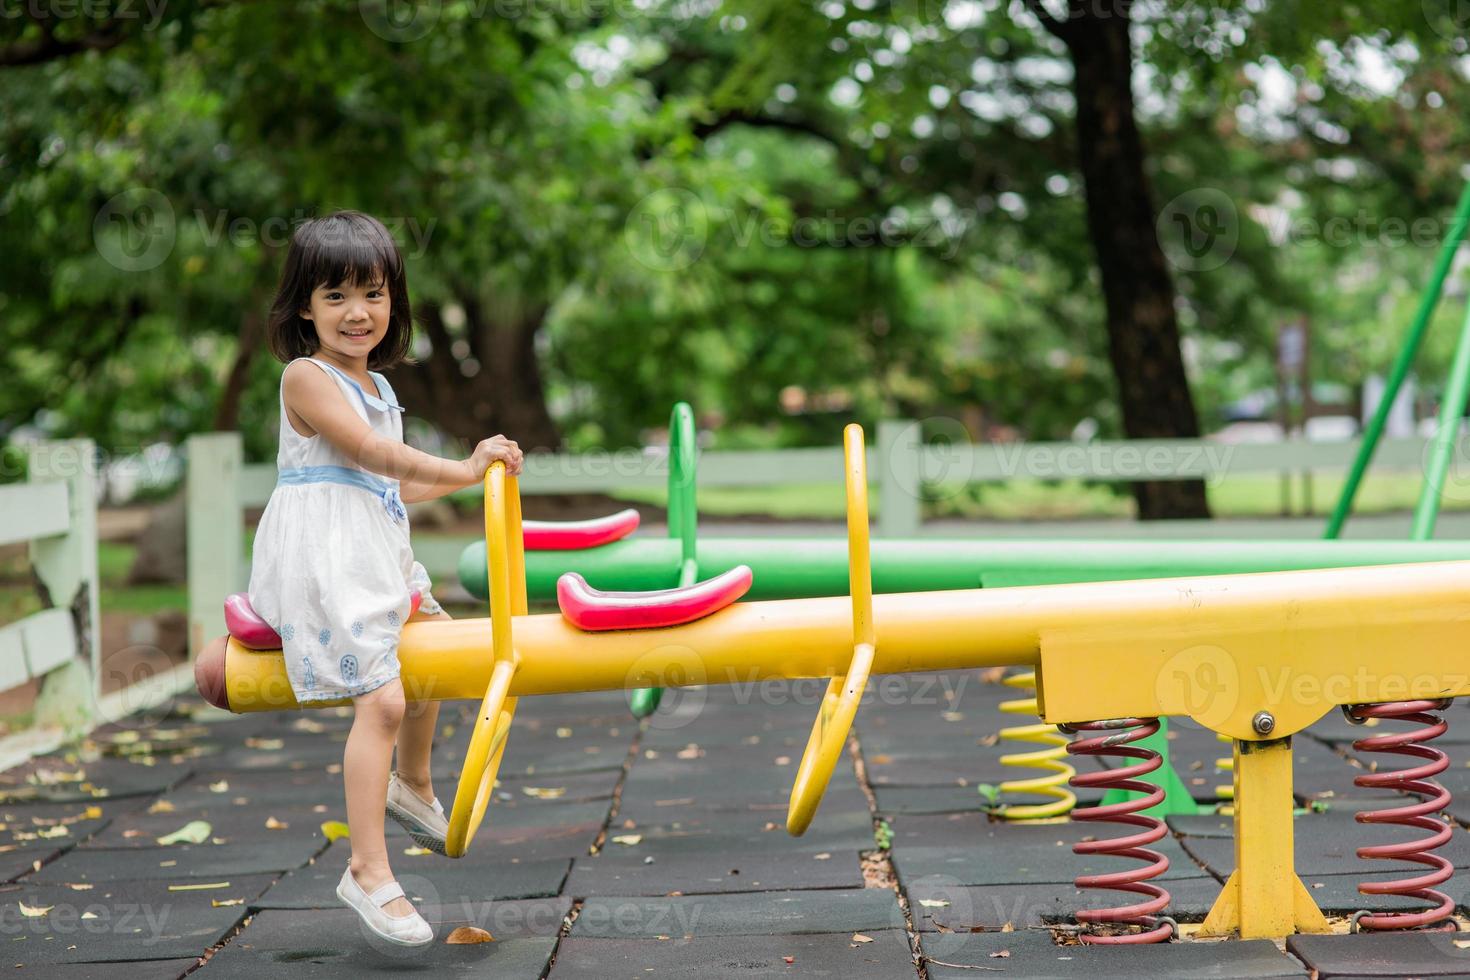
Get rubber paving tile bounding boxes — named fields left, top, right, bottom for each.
left=571, top=889, right=905, bottom=939
left=198, top=933, right=557, bottom=977
left=920, top=930, right=1307, bottom=979
left=549, top=929, right=920, bottom=978
left=907, top=877, right=1231, bottom=931
left=1179, top=818, right=1470, bottom=876
left=0, top=875, right=273, bottom=963
left=564, top=848, right=866, bottom=896
left=3, top=959, right=199, bottom=978
left=30, top=837, right=324, bottom=883
left=873, top=784, right=1104, bottom=816
left=1287, top=930, right=1470, bottom=977
left=252, top=843, right=570, bottom=909
left=0, top=757, right=193, bottom=805
left=890, top=835, right=1210, bottom=888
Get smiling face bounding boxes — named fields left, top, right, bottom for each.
left=300, top=273, right=391, bottom=365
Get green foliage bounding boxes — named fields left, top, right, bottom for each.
left=4, top=0, right=1470, bottom=457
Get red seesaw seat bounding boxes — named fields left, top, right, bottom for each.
left=556, top=566, right=753, bottom=632
left=224, top=590, right=422, bottom=650
left=523, top=509, right=640, bottom=550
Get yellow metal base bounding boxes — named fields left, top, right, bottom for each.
left=1198, top=737, right=1330, bottom=938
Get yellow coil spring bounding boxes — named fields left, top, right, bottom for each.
left=996, top=670, right=1077, bottom=821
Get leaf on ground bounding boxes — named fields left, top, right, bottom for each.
left=18, top=901, right=51, bottom=918
left=157, top=821, right=212, bottom=846
left=850, top=933, right=873, bottom=944
left=320, top=820, right=350, bottom=842
left=611, top=834, right=642, bottom=846
left=976, top=784, right=1000, bottom=804
left=813, top=853, right=831, bottom=860
left=404, top=846, right=431, bottom=856
left=445, top=926, right=494, bottom=944
left=522, top=787, right=565, bottom=799
left=264, top=816, right=288, bottom=830
left=211, top=898, right=244, bottom=907
left=167, top=881, right=231, bottom=891
left=990, top=949, right=1011, bottom=958
left=245, top=738, right=284, bottom=751
left=146, top=799, right=175, bottom=814
left=918, top=899, right=950, bottom=908
left=209, top=780, right=229, bottom=793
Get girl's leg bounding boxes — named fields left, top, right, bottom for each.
left=344, top=677, right=415, bottom=918
left=393, top=608, right=451, bottom=804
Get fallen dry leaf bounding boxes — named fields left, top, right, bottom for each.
left=211, top=898, right=244, bottom=908
left=146, top=800, right=175, bottom=814
left=404, top=846, right=431, bottom=856
left=264, top=816, right=288, bottom=830
left=851, top=933, right=873, bottom=944
left=157, top=821, right=212, bottom=846
left=990, top=950, right=1011, bottom=958
left=320, top=820, right=350, bottom=842
left=167, top=881, right=231, bottom=891
left=611, top=834, right=643, bottom=846
left=445, top=926, right=494, bottom=944
left=17, top=901, right=51, bottom=918
left=522, top=787, right=566, bottom=800
left=209, top=781, right=229, bottom=793
left=918, top=899, right=950, bottom=908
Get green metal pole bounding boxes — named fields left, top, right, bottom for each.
left=628, top=403, right=701, bottom=719
left=1412, top=300, right=1470, bottom=540
left=1325, top=181, right=1470, bottom=539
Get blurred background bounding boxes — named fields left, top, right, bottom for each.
left=5, top=1, right=1470, bottom=708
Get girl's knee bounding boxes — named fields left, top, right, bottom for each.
left=355, top=680, right=406, bottom=729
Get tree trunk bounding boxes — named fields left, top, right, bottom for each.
left=386, top=296, right=562, bottom=452
left=213, top=304, right=263, bottom=432
left=1062, top=5, right=1210, bottom=519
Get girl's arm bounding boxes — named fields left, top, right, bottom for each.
left=284, top=361, right=475, bottom=488
left=399, top=472, right=473, bottom=505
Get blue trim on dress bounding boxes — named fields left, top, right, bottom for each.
left=277, top=464, right=407, bottom=523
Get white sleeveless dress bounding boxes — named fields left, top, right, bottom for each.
left=247, top=357, right=444, bottom=703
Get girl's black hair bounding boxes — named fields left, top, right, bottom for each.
left=266, top=210, right=414, bottom=370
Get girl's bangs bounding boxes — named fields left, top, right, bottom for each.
left=299, top=216, right=403, bottom=292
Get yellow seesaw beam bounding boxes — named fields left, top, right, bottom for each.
left=221, top=559, right=1470, bottom=738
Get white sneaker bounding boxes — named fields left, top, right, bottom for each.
left=386, top=771, right=449, bottom=856
left=336, top=866, right=433, bottom=947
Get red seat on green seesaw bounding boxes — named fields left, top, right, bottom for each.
left=523, top=509, right=640, bottom=550
left=223, top=590, right=423, bottom=650
left=556, top=565, right=752, bottom=631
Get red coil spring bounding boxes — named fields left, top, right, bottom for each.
left=1345, top=698, right=1456, bottom=932
left=1064, top=717, right=1173, bottom=944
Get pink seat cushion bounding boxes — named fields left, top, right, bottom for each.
left=556, top=565, right=752, bottom=632
left=523, top=509, right=640, bottom=550
left=225, top=590, right=422, bottom=650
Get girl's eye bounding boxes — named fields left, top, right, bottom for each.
left=367, top=290, right=384, bottom=298
left=324, top=292, right=343, bottom=301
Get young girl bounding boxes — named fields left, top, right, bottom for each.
left=205, top=210, right=522, bottom=947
